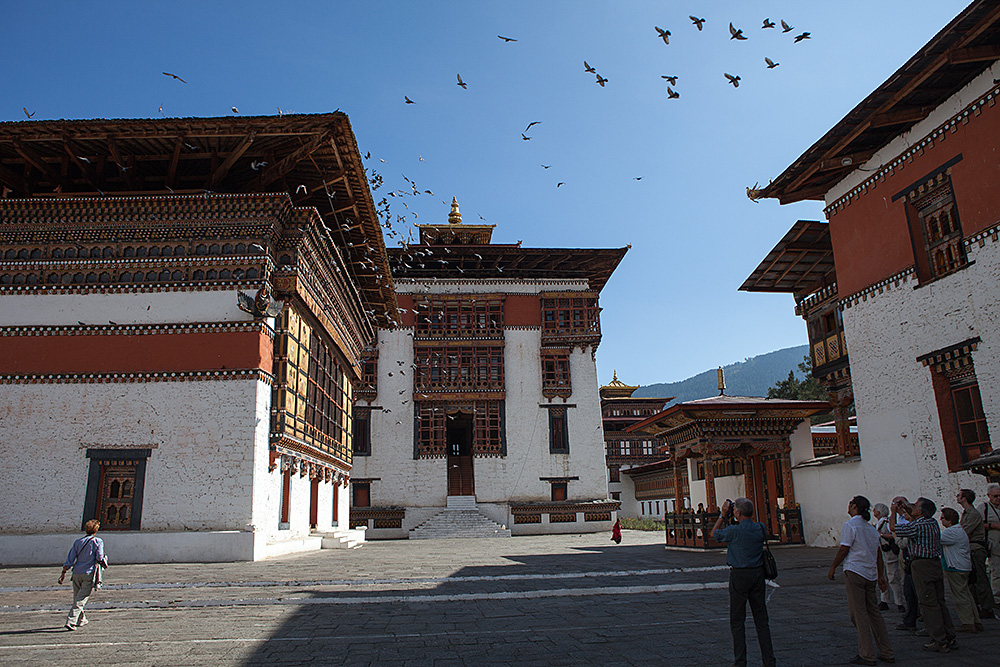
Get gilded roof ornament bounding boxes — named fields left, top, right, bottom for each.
left=448, top=197, right=463, bottom=225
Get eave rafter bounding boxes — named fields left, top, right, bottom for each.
left=207, top=130, right=256, bottom=189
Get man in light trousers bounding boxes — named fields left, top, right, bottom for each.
left=58, top=519, right=106, bottom=630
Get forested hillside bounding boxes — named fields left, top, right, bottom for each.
left=632, top=345, right=810, bottom=404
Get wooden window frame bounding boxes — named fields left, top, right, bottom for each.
left=896, top=163, right=969, bottom=284
left=352, top=406, right=371, bottom=456
left=413, top=345, right=505, bottom=394
left=352, top=482, right=371, bottom=508
left=551, top=481, right=568, bottom=502
left=609, top=465, right=621, bottom=483
left=414, top=298, right=504, bottom=338
left=549, top=407, right=569, bottom=454
left=541, top=348, right=572, bottom=397
left=83, top=449, right=149, bottom=532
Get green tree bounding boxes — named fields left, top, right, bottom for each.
left=767, top=356, right=832, bottom=422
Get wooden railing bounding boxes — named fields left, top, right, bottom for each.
left=664, top=508, right=805, bottom=547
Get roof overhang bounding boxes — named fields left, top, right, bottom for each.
left=625, top=395, right=832, bottom=438
left=761, top=0, right=1000, bottom=204
left=0, top=112, right=396, bottom=322
left=739, top=220, right=834, bottom=296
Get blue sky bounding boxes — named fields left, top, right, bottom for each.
left=2, top=1, right=972, bottom=385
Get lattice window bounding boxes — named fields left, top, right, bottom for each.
left=413, top=345, right=505, bottom=394
left=357, top=349, right=377, bottom=398
left=541, top=294, right=601, bottom=345
left=922, top=339, right=992, bottom=471
left=414, top=297, right=503, bottom=338
left=549, top=407, right=569, bottom=453
left=83, top=449, right=148, bottom=531
left=272, top=308, right=352, bottom=463
left=541, top=348, right=571, bottom=397
left=695, top=458, right=744, bottom=480
left=416, top=403, right=447, bottom=458
left=416, top=401, right=504, bottom=458
left=906, top=170, right=967, bottom=282
left=609, top=465, right=621, bottom=483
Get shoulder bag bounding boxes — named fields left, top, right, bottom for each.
left=761, top=523, right=778, bottom=580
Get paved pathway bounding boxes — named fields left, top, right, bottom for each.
left=0, top=531, right=994, bottom=665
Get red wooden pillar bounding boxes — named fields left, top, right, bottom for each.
left=703, top=444, right=718, bottom=512
left=780, top=440, right=796, bottom=507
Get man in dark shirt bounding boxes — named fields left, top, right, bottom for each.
left=957, top=488, right=996, bottom=617
left=891, top=497, right=957, bottom=653
left=713, top=497, right=776, bottom=667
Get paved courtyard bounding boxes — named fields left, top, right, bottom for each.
left=0, top=530, right=995, bottom=666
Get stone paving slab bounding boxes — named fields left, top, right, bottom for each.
left=0, top=530, right=994, bottom=665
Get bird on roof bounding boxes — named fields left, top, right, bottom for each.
left=725, top=73, right=741, bottom=88
left=781, top=19, right=794, bottom=33
left=404, top=96, right=415, bottom=104
left=162, top=72, right=187, bottom=83
left=521, top=133, right=531, bottom=141
left=729, top=23, right=747, bottom=40
left=231, top=106, right=239, bottom=114
left=690, top=16, right=705, bottom=31
left=747, top=182, right=762, bottom=202
left=762, top=18, right=775, bottom=29
left=596, top=74, right=608, bottom=87
left=498, top=35, right=517, bottom=42
left=158, top=104, right=164, bottom=116
left=661, top=75, right=678, bottom=85
left=765, top=57, right=779, bottom=69
left=524, top=121, right=541, bottom=132
left=457, top=74, right=467, bottom=89
left=584, top=61, right=596, bottom=74
left=666, top=87, right=679, bottom=99
left=655, top=27, right=670, bottom=44
left=794, top=32, right=811, bottom=43
left=276, top=107, right=283, bottom=115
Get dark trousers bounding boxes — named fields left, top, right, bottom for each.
left=910, top=557, right=956, bottom=644
left=730, top=567, right=776, bottom=667
left=970, top=544, right=996, bottom=613
left=902, top=566, right=919, bottom=628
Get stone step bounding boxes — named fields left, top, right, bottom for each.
left=410, top=504, right=510, bottom=540
left=313, top=527, right=366, bottom=549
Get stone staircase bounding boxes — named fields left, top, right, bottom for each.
left=409, top=496, right=511, bottom=539
left=313, top=526, right=366, bottom=549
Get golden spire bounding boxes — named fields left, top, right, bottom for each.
left=448, top=197, right=463, bottom=225
left=717, top=366, right=726, bottom=395
left=613, top=370, right=618, bottom=381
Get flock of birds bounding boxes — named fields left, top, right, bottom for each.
left=15, top=12, right=815, bottom=244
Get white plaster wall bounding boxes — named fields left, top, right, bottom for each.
left=0, top=379, right=265, bottom=536
left=788, top=422, right=814, bottom=467
left=792, top=462, right=868, bottom=547
left=828, top=62, right=1000, bottom=203
left=0, top=290, right=258, bottom=327
left=0, top=531, right=257, bottom=565
left=840, top=237, right=999, bottom=515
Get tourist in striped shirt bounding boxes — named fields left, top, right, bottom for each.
left=890, top=497, right=957, bottom=653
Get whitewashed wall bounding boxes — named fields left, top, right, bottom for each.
left=839, top=237, right=999, bottom=514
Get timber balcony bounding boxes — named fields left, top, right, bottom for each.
left=664, top=508, right=805, bottom=548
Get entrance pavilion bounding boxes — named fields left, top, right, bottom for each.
left=626, top=394, right=829, bottom=547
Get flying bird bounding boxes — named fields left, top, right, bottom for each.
left=457, top=74, right=467, bottom=89
left=794, top=32, right=811, bottom=43
left=521, top=134, right=531, bottom=141
left=661, top=75, right=678, bottom=85
left=729, top=23, right=747, bottom=40
left=633, top=177, right=643, bottom=181
left=162, top=72, right=187, bottom=83
left=296, top=184, right=308, bottom=194
left=762, top=18, right=775, bottom=29
left=404, top=96, right=415, bottom=104
left=690, top=16, right=705, bottom=31
left=725, top=73, right=741, bottom=88
left=556, top=182, right=565, bottom=188
left=584, top=61, right=596, bottom=73
left=158, top=103, right=164, bottom=116
left=22, top=108, right=34, bottom=118
left=251, top=160, right=268, bottom=171
left=596, top=74, right=608, bottom=87
left=666, top=87, right=680, bottom=99
left=781, top=20, right=794, bottom=33
left=498, top=35, right=517, bottom=42
left=524, top=121, right=541, bottom=132
left=655, top=27, right=670, bottom=44
left=231, top=106, right=239, bottom=114
left=541, top=164, right=551, bottom=169
left=765, top=57, right=779, bottom=69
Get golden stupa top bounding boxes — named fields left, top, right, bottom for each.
left=600, top=370, right=640, bottom=399
left=417, top=197, right=496, bottom=245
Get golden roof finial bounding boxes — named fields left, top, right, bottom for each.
left=613, top=370, right=618, bottom=381
left=448, top=196, right=462, bottom=225
left=717, top=366, right=726, bottom=395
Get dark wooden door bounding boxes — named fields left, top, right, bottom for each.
left=748, top=454, right=781, bottom=538
left=309, top=477, right=319, bottom=528
left=448, top=453, right=475, bottom=495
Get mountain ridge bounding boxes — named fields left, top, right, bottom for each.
left=631, top=344, right=810, bottom=404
